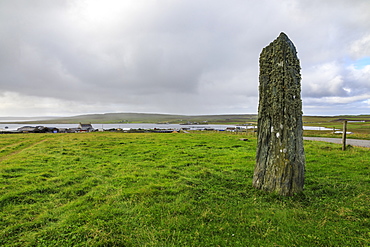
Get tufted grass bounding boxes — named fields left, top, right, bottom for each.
left=0, top=132, right=369, bottom=246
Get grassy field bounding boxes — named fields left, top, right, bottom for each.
left=303, top=115, right=370, bottom=139
left=0, top=132, right=369, bottom=246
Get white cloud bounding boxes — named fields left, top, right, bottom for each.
left=302, top=62, right=346, bottom=97
left=350, top=35, right=370, bottom=59
left=0, top=91, right=74, bottom=116
left=305, top=93, right=370, bottom=105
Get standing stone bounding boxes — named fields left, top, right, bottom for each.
left=253, top=32, right=305, bottom=196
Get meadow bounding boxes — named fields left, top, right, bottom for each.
left=0, top=132, right=369, bottom=246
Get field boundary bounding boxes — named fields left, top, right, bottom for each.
left=304, top=137, right=370, bottom=148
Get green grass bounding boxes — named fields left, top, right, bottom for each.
left=0, top=132, right=369, bottom=246
left=303, top=115, right=370, bottom=139
left=304, top=125, right=370, bottom=140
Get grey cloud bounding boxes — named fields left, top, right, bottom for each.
left=0, top=0, right=370, bottom=116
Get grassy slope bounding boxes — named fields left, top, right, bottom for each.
left=0, top=132, right=369, bottom=246
left=38, top=113, right=370, bottom=125
left=304, top=118, right=370, bottom=140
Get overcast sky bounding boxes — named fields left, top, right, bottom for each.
left=0, top=0, right=369, bottom=117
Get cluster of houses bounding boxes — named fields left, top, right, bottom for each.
left=14, top=123, right=94, bottom=133
left=1, top=123, right=252, bottom=134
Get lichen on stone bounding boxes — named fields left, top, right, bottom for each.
left=253, top=32, right=305, bottom=196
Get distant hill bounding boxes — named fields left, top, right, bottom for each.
left=3, top=113, right=370, bottom=125
left=9, top=113, right=258, bottom=125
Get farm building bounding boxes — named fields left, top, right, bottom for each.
left=17, top=126, right=38, bottom=133
left=17, top=126, right=59, bottom=133
left=78, top=123, right=94, bottom=132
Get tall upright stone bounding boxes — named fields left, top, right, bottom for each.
left=253, top=32, right=305, bottom=196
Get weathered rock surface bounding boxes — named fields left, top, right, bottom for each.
left=253, top=32, right=305, bottom=196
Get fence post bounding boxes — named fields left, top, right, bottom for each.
left=342, top=121, right=347, bottom=151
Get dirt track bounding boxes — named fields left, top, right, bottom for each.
left=304, top=137, right=370, bottom=148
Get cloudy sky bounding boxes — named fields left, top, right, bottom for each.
left=0, top=0, right=369, bottom=117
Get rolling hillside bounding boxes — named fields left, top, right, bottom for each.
left=8, top=113, right=258, bottom=125
left=2, top=113, right=370, bottom=125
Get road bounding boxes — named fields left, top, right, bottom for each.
left=304, top=137, right=370, bottom=148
